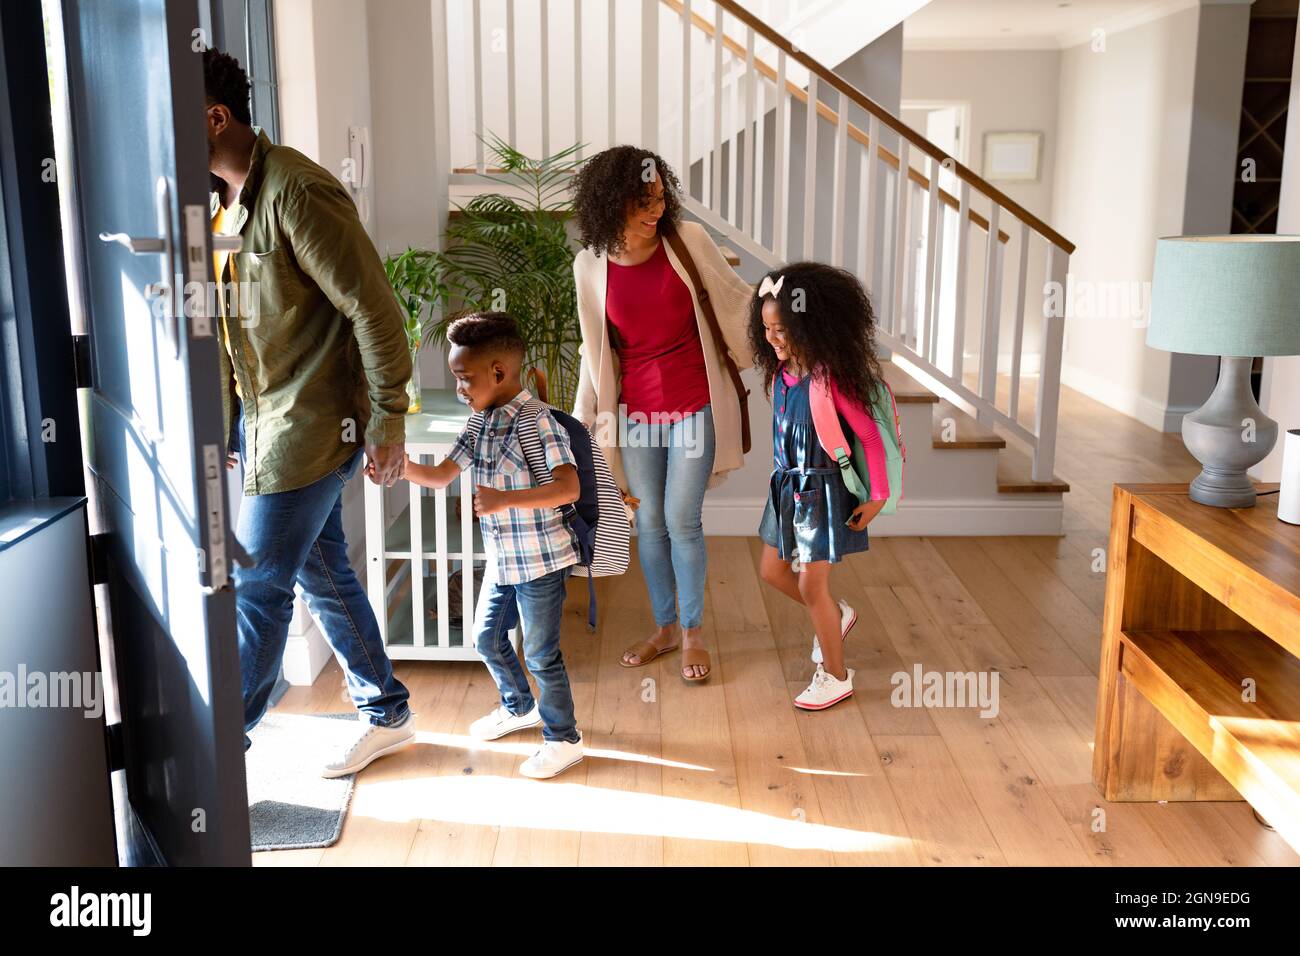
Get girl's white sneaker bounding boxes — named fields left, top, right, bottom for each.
left=520, top=735, right=585, bottom=779
left=469, top=703, right=542, bottom=741
left=794, top=665, right=855, bottom=711
left=811, top=599, right=858, bottom=664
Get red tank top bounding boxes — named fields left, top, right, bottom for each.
left=605, top=241, right=711, bottom=417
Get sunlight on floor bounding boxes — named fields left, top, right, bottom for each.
left=415, top=730, right=714, bottom=772
left=350, top=773, right=911, bottom=853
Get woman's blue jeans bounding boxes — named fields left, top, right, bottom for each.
left=232, top=411, right=410, bottom=749
left=619, top=405, right=716, bottom=630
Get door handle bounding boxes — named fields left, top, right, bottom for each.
left=98, top=177, right=182, bottom=358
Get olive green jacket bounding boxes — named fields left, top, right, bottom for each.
left=214, top=130, right=411, bottom=495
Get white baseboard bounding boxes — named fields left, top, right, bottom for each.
left=282, top=608, right=332, bottom=686
left=1060, top=363, right=1193, bottom=433
left=702, top=494, right=1063, bottom=536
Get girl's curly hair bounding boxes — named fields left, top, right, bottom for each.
left=746, top=261, right=884, bottom=411
left=569, top=146, right=683, bottom=257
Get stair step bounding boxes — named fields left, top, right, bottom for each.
left=881, top=361, right=939, bottom=404
left=931, top=400, right=1005, bottom=450
left=717, top=245, right=741, bottom=267
left=996, top=444, right=1070, bottom=494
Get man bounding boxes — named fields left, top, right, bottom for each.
left=204, top=48, right=413, bottom=777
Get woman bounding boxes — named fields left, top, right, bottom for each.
left=571, top=146, right=753, bottom=682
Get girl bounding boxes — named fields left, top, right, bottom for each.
left=749, top=262, right=891, bottom=710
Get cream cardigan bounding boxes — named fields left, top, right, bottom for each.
left=572, top=220, right=755, bottom=489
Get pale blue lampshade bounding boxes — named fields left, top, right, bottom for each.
left=1147, top=235, right=1300, bottom=357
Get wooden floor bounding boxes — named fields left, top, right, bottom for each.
left=257, top=383, right=1300, bottom=866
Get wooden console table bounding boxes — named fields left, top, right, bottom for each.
left=1093, top=483, right=1300, bottom=851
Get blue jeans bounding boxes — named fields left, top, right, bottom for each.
left=232, top=412, right=410, bottom=749
left=474, top=565, right=578, bottom=743
left=619, top=405, right=716, bottom=630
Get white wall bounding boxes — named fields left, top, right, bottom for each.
left=1051, top=1, right=1248, bottom=432
left=901, top=48, right=1060, bottom=379
left=1256, top=17, right=1300, bottom=482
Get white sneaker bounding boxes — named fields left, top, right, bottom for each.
left=794, top=665, right=855, bottom=711
left=519, top=734, right=584, bottom=779
left=811, top=599, right=858, bottom=664
left=469, top=703, right=542, bottom=741
left=321, top=713, right=415, bottom=778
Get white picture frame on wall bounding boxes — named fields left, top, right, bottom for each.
left=983, top=131, right=1043, bottom=182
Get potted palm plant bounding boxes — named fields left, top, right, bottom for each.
left=385, top=135, right=585, bottom=412
left=384, top=247, right=446, bottom=414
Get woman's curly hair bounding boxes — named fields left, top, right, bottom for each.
left=569, top=146, right=683, bottom=257
left=746, top=261, right=884, bottom=411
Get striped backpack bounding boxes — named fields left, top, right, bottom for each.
left=466, top=397, right=630, bottom=630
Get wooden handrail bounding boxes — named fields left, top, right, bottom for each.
left=664, top=0, right=1074, bottom=254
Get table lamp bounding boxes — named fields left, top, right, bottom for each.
left=1146, top=235, right=1300, bottom=508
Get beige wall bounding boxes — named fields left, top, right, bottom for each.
left=1051, top=2, right=1248, bottom=431
left=901, top=48, right=1061, bottom=377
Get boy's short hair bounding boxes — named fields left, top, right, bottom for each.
left=446, top=311, right=526, bottom=363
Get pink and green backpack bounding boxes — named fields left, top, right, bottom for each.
left=808, top=376, right=905, bottom=516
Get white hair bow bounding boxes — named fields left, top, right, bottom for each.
left=758, top=274, right=785, bottom=298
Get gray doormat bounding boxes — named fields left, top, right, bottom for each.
left=246, top=712, right=359, bottom=852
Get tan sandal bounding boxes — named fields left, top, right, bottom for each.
left=681, top=646, right=712, bottom=683
left=619, top=639, right=680, bottom=668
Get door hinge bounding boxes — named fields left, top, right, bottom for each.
left=105, top=720, right=125, bottom=773
left=73, top=333, right=94, bottom=389
left=88, top=531, right=110, bottom=586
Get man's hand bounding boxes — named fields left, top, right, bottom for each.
left=846, top=499, right=886, bottom=531
left=474, top=485, right=509, bottom=517
left=365, top=442, right=406, bottom=486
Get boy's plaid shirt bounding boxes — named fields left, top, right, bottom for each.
left=447, top=389, right=580, bottom=584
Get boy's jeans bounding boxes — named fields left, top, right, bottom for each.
left=474, top=565, right=579, bottom=743
left=232, top=411, right=410, bottom=749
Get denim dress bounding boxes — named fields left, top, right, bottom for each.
left=758, top=372, right=871, bottom=564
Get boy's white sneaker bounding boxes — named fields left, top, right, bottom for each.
left=519, top=735, right=584, bottom=779
left=811, top=599, right=858, bottom=664
left=321, top=712, right=415, bottom=778
left=794, top=665, right=856, bottom=711
left=469, top=703, right=543, bottom=741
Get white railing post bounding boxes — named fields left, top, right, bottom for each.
left=411, top=479, right=425, bottom=646
left=978, top=204, right=1003, bottom=419
left=430, top=0, right=451, bottom=253
left=742, top=27, right=755, bottom=236
left=608, top=0, right=616, bottom=148
left=753, top=47, right=767, bottom=246
left=891, top=141, right=910, bottom=340
left=472, top=0, right=484, bottom=172
left=506, top=0, right=517, bottom=148
left=951, top=181, right=971, bottom=380
left=922, top=156, right=941, bottom=364
left=1009, top=220, right=1030, bottom=424
left=860, top=115, right=878, bottom=292
left=574, top=0, right=582, bottom=160
left=802, top=74, right=818, bottom=259
left=681, top=0, right=692, bottom=190
left=641, top=0, right=658, bottom=149
left=540, top=0, right=550, bottom=158
left=711, top=3, right=724, bottom=214
left=1034, top=244, right=1068, bottom=481
left=830, top=92, right=848, bottom=267
left=727, top=50, right=739, bottom=224
left=774, top=49, right=788, bottom=259
left=434, top=485, right=449, bottom=647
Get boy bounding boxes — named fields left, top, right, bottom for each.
left=403, top=312, right=584, bottom=778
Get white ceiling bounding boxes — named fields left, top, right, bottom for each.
left=904, top=0, right=1214, bottom=50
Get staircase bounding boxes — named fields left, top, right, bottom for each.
left=430, top=0, right=1074, bottom=535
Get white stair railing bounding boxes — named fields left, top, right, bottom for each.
left=434, top=0, right=1075, bottom=482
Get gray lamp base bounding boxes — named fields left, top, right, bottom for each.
left=1182, top=356, right=1276, bottom=509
